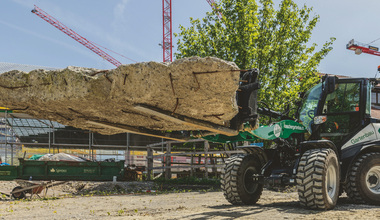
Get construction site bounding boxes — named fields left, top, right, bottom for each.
left=1, top=0, right=380, bottom=219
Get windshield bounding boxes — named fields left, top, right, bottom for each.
left=298, top=83, right=322, bottom=132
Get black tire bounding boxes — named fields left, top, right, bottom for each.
left=221, top=154, right=263, bottom=205
left=345, top=152, right=380, bottom=204
left=11, top=186, right=26, bottom=200
left=297, top=148, right=340, bottom=209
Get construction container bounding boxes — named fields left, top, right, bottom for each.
left=0, top=159, right=125, bottom=181
left=0, top=165, right=18, bottom=180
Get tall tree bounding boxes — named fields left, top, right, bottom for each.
left=174, top=0, right=335, bottom=113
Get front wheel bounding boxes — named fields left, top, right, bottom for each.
left=297, top=148, right=340, bottom=209
left=345, top=152, right=380, bottom=204
left=221, top=154, right=264, bottom=205
left=11, top=186, right=26, bottom=200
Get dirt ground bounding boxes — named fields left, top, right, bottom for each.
left=0, top=181, right=379, bottom=219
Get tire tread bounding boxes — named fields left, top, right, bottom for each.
left=222, top=154, right=263, bottom=205
left=297, top=148, right=338, bottom=209
left=345, top=152, right=380, bottom=204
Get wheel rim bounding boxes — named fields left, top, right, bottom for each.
left=326, top=164, right=337, bottom=199
left=244, top=167, right=258, bottom=194
left=366, top=165, right=380, bottom=194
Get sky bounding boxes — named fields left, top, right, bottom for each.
left=1, top=0, right=380, bottom=78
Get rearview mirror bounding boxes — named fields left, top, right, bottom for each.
left=325, top=76, right=337, bottom=94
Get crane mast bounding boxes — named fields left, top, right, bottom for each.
left=161, top=0, right=221, bottom=63
left=32, top=5, right=122, bottom=67
left=162, top=0, right=173, bottom=63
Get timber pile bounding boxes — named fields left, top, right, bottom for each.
left=0, top=57, right=240, bottom=138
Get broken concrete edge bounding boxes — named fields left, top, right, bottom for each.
left=0, top=57, right=242, bottom=138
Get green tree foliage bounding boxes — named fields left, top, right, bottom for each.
left=174, top=0, right=335, bottom=113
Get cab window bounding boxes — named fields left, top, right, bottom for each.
left=319, top=82, right=361, bottom=147
left=323, top=83, right=360, bottom=113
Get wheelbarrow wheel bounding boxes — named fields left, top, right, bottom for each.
left=12, top=186, right=26, bottom=199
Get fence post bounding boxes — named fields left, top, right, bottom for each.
left=126, top=133, right=130, bottom=165
left=204, top=141, right=209, bottom=178
left=190, top=154, right=194, bottom=177
left=165, top=142, right=172, bottom=179
left=11, top=144, right=13, bottom=165
left=190, top=142, right=195, bottom=177
left=211, top=155, right=217, bottom=176
left=147, top=147, right=153, bottom=180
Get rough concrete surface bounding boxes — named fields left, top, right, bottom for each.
left=0, top=57, right=240, bottom=135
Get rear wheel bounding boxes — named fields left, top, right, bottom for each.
left=345, top=152, right=380, bottom=204
left=221, top=154, right=263, bottom=205
left=297, top=148, right=340, bottom=209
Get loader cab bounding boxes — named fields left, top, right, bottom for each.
left=317, top=78, right=367, bottom=148
left=298, top=76, right=372, bottom=149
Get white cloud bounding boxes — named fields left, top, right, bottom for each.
left=114, top=0, right=130, bottom=21
left=0, top=19, right=100, bottom=62
left=34, top=0, right=144, bottom=62
left=111, top=0, right=130, bottom=34
left=9, top=0, right=149, bottom=63
left=108, top=0, right=153, bottom=60
left=11, top=0, right=32, bottom=8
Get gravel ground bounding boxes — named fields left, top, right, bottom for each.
left=0, top=181, right=379, bottom=219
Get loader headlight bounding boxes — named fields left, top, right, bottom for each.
left=314, top=115, right=327, bottom=125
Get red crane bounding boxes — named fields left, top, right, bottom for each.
left=31, top=5, right=122, bottom=67
left=162, top=0, right=173, bottom=63
left=346, top=39, right=380, bottom=56
left=162, top=0, right=221, bottom=63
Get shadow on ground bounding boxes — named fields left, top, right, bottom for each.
left=178, top=196, right=379, bottom=220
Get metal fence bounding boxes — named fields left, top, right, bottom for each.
left=146, top=139, right=243, bottom=180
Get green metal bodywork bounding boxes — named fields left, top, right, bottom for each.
left=203, top=120, right=307, bottom=143
left=0, top=166, right=18, bottom=180
left=0, top=159, right=125, bottom=181
left=251, top=120, right=307, bottom=140
left=202, top=131, right=258, bottom=143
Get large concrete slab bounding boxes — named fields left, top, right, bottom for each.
left=0, top=57, right=240, bottom=136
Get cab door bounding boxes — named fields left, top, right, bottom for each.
left=317, top=80, right=365, bottom=148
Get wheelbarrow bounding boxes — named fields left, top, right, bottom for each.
left=10, top=180, right=67, bottom=199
